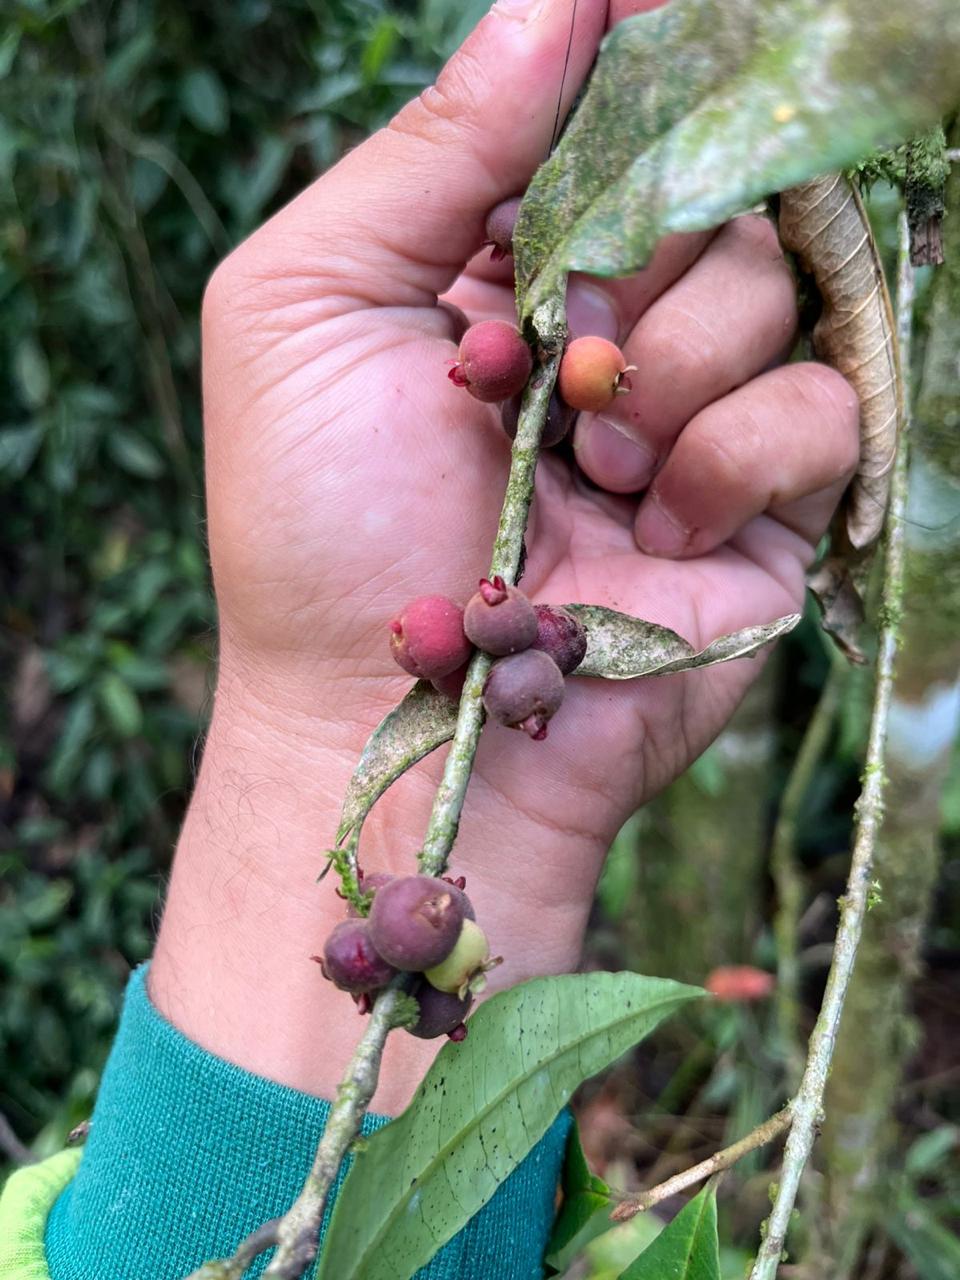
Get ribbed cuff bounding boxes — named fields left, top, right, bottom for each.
left=45, top=964, right=570, bottom=1279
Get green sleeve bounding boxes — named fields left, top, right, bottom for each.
left=0, top=965, right=569, bottom=1279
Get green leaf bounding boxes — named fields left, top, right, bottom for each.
left=98, top=673, right=143, bottom=738
left=14, top=337, right=50, bottom=408
left=336, top=682, right=458, bottom=843
left=567, top=607, right=799, bottom=680
left=317, top=972, right=702, bottom=1280
left=107, top=430, right=165, bottom=479
left=180, top=69, right=229, bottom=135
left=888, top=1193, right=960, bottom=1280
left=0, top=424, right=43, bottom=478
left=619, top=1184, right=721, bottom=1280
left=545, top=1122, right=613, bottom=1273
left=517, top=0, right=960, bottom=320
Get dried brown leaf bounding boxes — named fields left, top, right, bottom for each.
left=779, top=173, right=902, bottom=549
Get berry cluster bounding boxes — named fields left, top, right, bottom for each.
left=390, top=585, right=587, bottom=740
left=315, top=872, right=494, bottom=1041
left=447, top=197, right=635, bottom=443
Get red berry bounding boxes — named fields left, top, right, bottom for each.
left=558, top=336, right=635, bottom=413
left=318, top=919, right=397, bottom=994
left=483, top=197, right=522, bottom=261
left=432, top=660, right=470, bottom=702
left=483, top=649, right=565, bottom=740
left=369, top=874, right=466, bottom=971
left=464, top=576, right=538, bottom=656
left=706, top=965, right=776, bottom=1002
left=448, top=321, right=533, bottom=403
left=390, top=595, right=472, bottom=681
left=501, top=391, right=574, bottom=448
left=406, top=980, right=473, bottom=1040
left=531, top=604, right=587, bottom=675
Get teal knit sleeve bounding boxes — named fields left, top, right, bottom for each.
left=44, top=965, right=570, bottom=1279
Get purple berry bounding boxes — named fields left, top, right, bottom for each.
left=531, top=604, right=587, bottom=675
left=501, top=391, right=574, bottom=449
left=483, top=649, right=565, bottom=740
left=318, top=919, right=397, bottom=994
left=390, top=595, right=472, bottom=681
left=369, top=874, right=466, bottom=971
left=347, top=871, right=395, bottom=918
left=463, top=577, right=538, bottom=657
left=483, top=197, right=522, bottom=262
left=407, top=980, right=473, bottom=1040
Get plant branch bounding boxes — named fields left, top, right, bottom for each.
left=184, top=348, right=560, bottom=1280
left=770, top=656, right=845, bottom=1086
left=611, top=1106, right=794, bottom=1221
left=748, top=212, right=914, bottom=1280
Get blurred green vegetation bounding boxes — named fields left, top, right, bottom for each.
left=1, top=3, right=958, bottom=1276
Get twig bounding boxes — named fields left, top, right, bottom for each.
left=748, top=213, right=914, bottom=1280
left=770, top=658, right=845, bottom=1085
left=611, top=1106, right=793, bottom=1221
left=0, top=1110, right=36, bottom=1165
left=184, top=344, right=561, bottom=1280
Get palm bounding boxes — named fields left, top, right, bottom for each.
left=205, top=264, right=802, bottom=907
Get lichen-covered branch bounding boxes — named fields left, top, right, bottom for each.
left=748, top=212, right=914, bottom=1280
left=612, top=1106, right=793, bottom=1222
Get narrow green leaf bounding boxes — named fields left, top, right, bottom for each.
left=0, top=424, right=43, bottom=478
left=107, top=431, right=165, bottom=479
left=567, top=607, right=798, bottom=680
left=888, top=1194, right=960, bottom=1280
left=180, top=69, right=229, bottom=135
left=336, top=682, right=458, bottom=843
left=317, top=972, right=702, bottom=1280
left=619, top=1184, right=721, bottom=1280
left=14, top=337, right=50, bottom=408
left=519, top=0, right=960, bottom=318
left=98, top=673, right=143, bottom=738
left=545, top=1121, right=613, bottom=1272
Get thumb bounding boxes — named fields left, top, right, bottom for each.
left=223, top=0, right=608, bottom=312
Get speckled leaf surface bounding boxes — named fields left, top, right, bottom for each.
left=517, top=0, right=960, bottom=321
left=335, top=682, right=458, bottom=844
left=316, top=973, right=701, bottom=1280
left=618, top=1184, right=721, bottom=1280
left=567, top=606, right=799, bottom=680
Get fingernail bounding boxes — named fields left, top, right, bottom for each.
left=576, top=417, right=656, bottom=491
left=566, top=279, right=620, bottom=341
left=635, top=491, right=691, bottom=557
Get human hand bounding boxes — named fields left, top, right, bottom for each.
left=151, top=0, right=858, bottom=1112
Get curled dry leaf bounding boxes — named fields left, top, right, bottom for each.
left=779, top=173, right=902, bottom=550
left=566, top=607, right=800, bottom=681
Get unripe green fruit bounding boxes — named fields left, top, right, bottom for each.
left=425, top=919, right=490, bottom=995
left=319, top=919, right=397, bottom=994
left=463, top=576, right=538, bottom=656
left=483, top=648, right=565, bottom=740
left=390, top=595, right=472, bottom=680
left=406, top=981, right=473, bottom=1040
left=448, top=320, right=532, bottom=403
left=483, top=197, right=522, bottom=261
left=369, top=874, right=465, bottom=971
left=558, top=336, right=634, bottom=413
left=501, top=390, right=574, bottom=448
left=531, top=604, right=587, bottom=675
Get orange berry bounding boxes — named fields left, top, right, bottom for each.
left=558, top=336, right=634, bottom=413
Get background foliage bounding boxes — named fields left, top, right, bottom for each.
left=1, top=2, right=957, bottom=1275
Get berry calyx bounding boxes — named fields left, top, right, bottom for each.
left=317, top=919, right=397, bottom=994
left=501, top=390, right=574, bottom=448
left=531, top=604, right=587, bottom=676
left=464, top=577, right=538, bottom=656
left=390, top=595, right=472, bottom=680
left=406, top=981, right=473, bottom=1040
left=558, top=336, right=636, bottom=413
left=483, top=648, right=565, bottom=739
left=425, top=919, right=493, bottom=997
left=448, top=320, right=533, bottom=403
left=369, top=874, right=466, bottom=971
left=483, top=197, right=522, bottom=261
